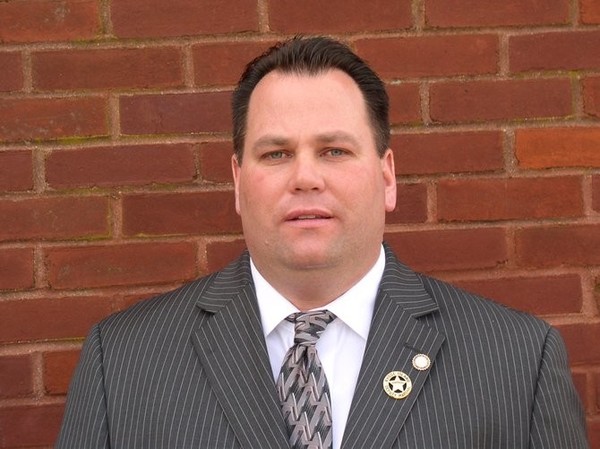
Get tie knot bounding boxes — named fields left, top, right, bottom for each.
left=287, top=310, right=336, bottom=346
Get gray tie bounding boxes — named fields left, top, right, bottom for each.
left=277, top=310, right=337, bottom=449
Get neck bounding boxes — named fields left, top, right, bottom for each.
left=252, top=249, right=381, bottom=311
left=274, top=272, right=352, bottom=311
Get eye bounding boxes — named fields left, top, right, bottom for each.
left=324, top=148, right=348, bottom=157
left=263, top=150, right=287, bottom=160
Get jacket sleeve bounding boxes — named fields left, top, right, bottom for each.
left=55, top=324, right=110, bottom=449
left=529, top=326, right=589, bottom=448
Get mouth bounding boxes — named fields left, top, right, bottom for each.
left=285, top=210, right=334, bottom=222
left=293, top=214, right=332, bottom=220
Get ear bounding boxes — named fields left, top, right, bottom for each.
left=231, top=154, right=242, bottom=215
left=382, top=148, right=397, bottom=212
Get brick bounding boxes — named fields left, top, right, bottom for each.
left=571, top=371, right=588, bottom=411
left=46, top=144, right=196, bottom=189
left=593, top=176, right=600, bottom=213
left=118, top=288, right=175, bottom=311
left=0, top=97, right=107, bottom=143
left=385, top=228, right=508, bottom=272
left=46, top=242, right=198, bottom=289
left=120, top=92, right=231, bottom=136
left=581, top=0, right=600, bottom=23
left=355, top=35, right=498, bottom=79
left=0, top=52, right=23, bottom=92
left=584, top=76, right=600, bottom=118
left=0, top=403, right=64, bottom=447
left=0, top=196, right=109, bottom=242
left=33, top=47, right=184, bottom=91
left=0, top=150, right=33, bottom=192
left=0, top=0, right=99, bottom=43
left=206, top=239, right=247, bottom=273
left=122, top=191, right=241, bottom=236
left=0, top=296, right=113, bottom=343
left=426, top=0, right=569, bottom=27
left=589, top=420, right=600, bottom=449
left=391, top=131, right=504, bottom=175
left=430, top=79, right=572, bottom=123
left=193, top=41, right=275, bottom=86
left=516, top=127, right=600, bottom=169
left=515, top=224, right=600, bottom=268
left=111, top=0, right=257, bottom=38
left=0, top=248, right=34, bottom=291
left=269, top=0, right=411, bottom=33
left=596, top=372, right=600, bottom=411
left=558, top=323, right=600, bottom=365
left=0, top=355, right=33, bottom=398
left=388, top=83, right=422, bottom=125
left=387, top=183, right=428, bottom=224
left=454, top=274, right=583, bottom=316
left=44, top=350, right=80, bottom=395
left=510, top=30, right=600, bottom=72
left=199, top=141, right=234, bottom=183
left=438, top=176, right=583, bottom=221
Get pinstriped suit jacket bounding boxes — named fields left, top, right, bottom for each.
left=56, top=245, right=588, bottom=448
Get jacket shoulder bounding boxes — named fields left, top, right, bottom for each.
left=97, top=273, right=216, bottom=338
left=97, top=251, right=252, bottom=335
left=417, top=272, right=552, bottom=338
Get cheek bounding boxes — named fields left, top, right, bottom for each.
left=353, top=178, right=390, bottom=215
left=343, top=171, right=380, bottom=197
left=238, top=176, right=271, bottom=215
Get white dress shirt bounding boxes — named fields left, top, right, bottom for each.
left=252, top=246, right=385, bottom=449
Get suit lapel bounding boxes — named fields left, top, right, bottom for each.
left=191, top=253, right=289, bottom=449
left=341, top=246, right=446, bottom=449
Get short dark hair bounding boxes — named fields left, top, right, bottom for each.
left=231, top=36, right=390, bottom=163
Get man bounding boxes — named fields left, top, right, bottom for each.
left=56, top=37, right=588, bottom=448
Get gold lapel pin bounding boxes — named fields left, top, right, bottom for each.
left=383, top=371, right=412, bottom=400
left=412, top=354, right=431, bottom=371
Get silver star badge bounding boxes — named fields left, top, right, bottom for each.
left=383, top=371, right=412, bottom=399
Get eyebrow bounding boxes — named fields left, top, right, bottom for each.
left=251, top=131, right=360, bottom=152
left=314, top=131, right=360, bottom=147
left=251, top=135, right=290, bottom=151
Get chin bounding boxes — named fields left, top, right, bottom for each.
left=285, top=249, right=331, bottom=269
left=283, top=248, right=339, bottom=272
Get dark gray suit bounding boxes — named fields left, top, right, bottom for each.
left=56, top=246, right=588, bottom=448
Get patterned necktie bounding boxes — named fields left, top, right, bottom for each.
left=277, top=310, right=337, bottom=449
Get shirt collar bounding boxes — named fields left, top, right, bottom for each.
left=253, top=246, right=385, bottom=341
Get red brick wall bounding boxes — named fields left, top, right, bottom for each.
left=0, top=0, right=599, bottom=447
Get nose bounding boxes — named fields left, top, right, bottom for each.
left=289, top=153, right=325, bottom=192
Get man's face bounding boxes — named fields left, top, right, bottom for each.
left=232, top=69, right=396, bottom=281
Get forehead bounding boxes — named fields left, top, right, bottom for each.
left=245, top=69, right=371, bottom=136
left=250, top=68, right=365, bottom=105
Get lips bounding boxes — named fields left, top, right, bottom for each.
left=285, top=210, right=333, bottom=221
left=295, top=214, right=330, bottom=220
